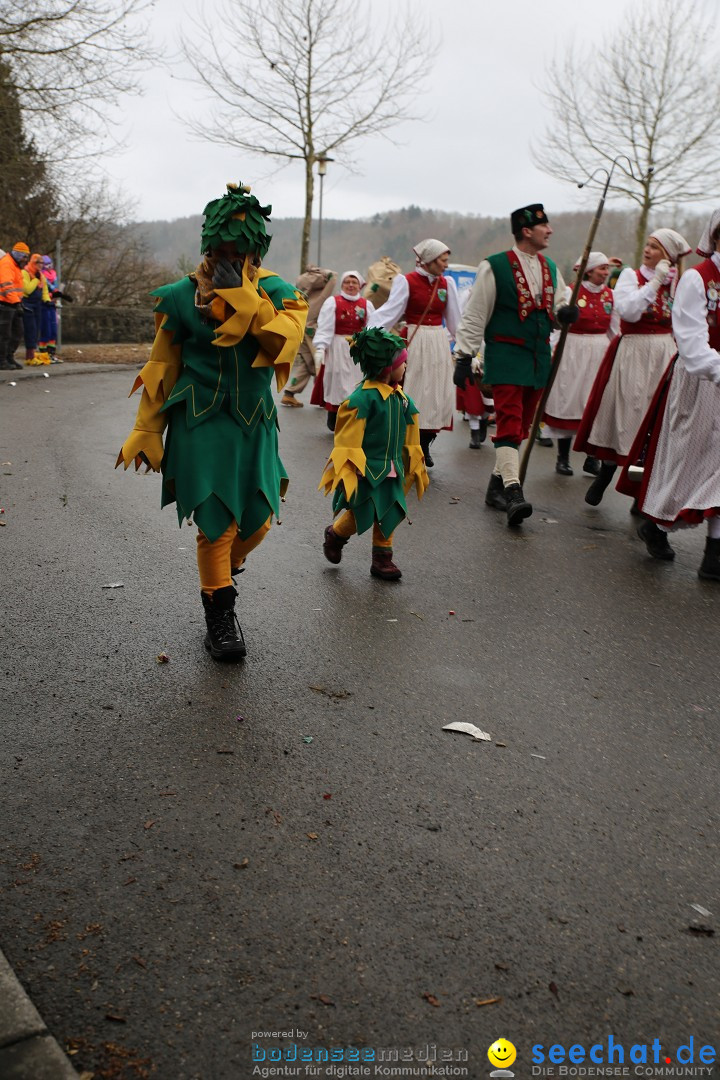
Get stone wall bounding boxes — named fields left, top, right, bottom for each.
left=60, top=305, right=155, bottom=344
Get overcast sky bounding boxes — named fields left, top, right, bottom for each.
left=115, top=0, right=684, bottom=224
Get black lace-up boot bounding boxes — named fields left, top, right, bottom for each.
left=201, top=586, right=247, bottom=660
left=504, top=483, right=532, bottom=526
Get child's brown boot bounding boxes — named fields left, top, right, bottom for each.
left=323, top=525, right=348, bottom=564
left=370, top=549, right=402, bottom=581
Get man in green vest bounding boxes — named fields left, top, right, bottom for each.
left=453, top=204, right=577, bottom=525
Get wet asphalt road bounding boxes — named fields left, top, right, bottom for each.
left=0, top=367, right=718, bottom=1080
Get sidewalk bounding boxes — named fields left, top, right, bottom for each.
left=0, top=361, right=138, bottom=383
left=0, top=949, right=79, bottom=1079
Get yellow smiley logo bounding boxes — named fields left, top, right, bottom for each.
left=488, top=1039, right=517, bottom=1069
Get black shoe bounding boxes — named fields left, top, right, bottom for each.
left=478, top=417, right=488, bottom=444
left=629, top=498, right=642, bottom=517
left=537, top=436, right=553, bottom=447
left=8, top=359, right=22, bottom=369
left=202, top=586, right=247, bottom=659
left=323, top=525, right=348, bottom=564
left=469, top=428, right=482, bottom=449
left=583, top=456, right=601, bottom=476
left=420, top=432, right=435, bottom=468
left=698, top=537, right=720, bottom=581
left=585, top=462, right=617, bottom=506
left=326, top=410, right=337, bottom=431
left=0, top=361, right=12, bottom=370
left=505, top=482, right=532, bottom=526
left=637, top=520, right=675, bottom=561
left=555, top=437, right=573, bottom=474
left=485, top=473, right=507, bottom=511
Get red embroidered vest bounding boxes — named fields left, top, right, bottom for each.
left=620, top=269, right=672, bottom=335
left=570, top=283, right=613, bottom=335
left=692, top=259, right=720, bottom=349
left=334, top=295, right=368, bottom=334
left=404, top=271, right=447, bottom=326
left=499, top=251, right=556, bottom=321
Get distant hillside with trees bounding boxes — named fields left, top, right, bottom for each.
left=136, top=204, right=707, bottom=289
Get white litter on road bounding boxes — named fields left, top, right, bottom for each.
left=442, top=722, right=492, bottom=742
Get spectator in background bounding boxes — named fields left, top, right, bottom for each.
left=22, top=253, right=51, bottom=365
left=39, top=255, right=62, bottom=363
left=607, top=256, right=626, bottom=289
left=0, top=241, right=30, bottom=370
left=281, top=265, right=336, bottom=406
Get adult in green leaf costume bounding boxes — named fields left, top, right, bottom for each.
left=117, top=183, right=308, bottom=659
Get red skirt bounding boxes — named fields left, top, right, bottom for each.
left=310, top=364, right=334, bottom=410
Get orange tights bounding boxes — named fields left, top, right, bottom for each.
left=332, top=511, right=393, bottom=548
left=196, top=518, right=272, bottom=595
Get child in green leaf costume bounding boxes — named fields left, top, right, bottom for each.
left=319, top=327, right=429, bottom=580
left=117, top=183, right=307, bottom=659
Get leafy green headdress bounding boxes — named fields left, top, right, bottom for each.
left=349, top=327, right=406, bottom=378
left=200, top=182, right=272, bottom=257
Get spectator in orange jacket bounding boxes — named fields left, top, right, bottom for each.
left=0, top=242, right=31, bottom=370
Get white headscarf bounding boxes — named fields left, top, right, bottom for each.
left=649, top=229, right=691, bottom=264
left=582, top=251, right=610, bottom=273
left=339, top=269, right=365, bottom=300
left=696, top=210, right=720, bottom=257
left=413, top=239, right=450, bottom=266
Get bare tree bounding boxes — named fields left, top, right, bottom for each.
left=534, top=0, right=720, bottom=263
left=181, top=0, right=437, bottom=272
left=50, top=180, right=171, bottom=306
left=0, top=0, right=154, bottom=148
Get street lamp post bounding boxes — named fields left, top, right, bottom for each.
left=316, top=153, right=334, bottom=265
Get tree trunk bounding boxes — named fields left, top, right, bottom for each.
left=634, top=189, right=653, bottom=265
left=300, top=157, right=314, bottom=274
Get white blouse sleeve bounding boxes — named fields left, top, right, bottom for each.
left=613, top=266, right=658, bottom=323
left=369, top=273, right=409, bottom=329
left=672, top=269, right=720, bottom=384
left=313, top=295, right=337, bottom=352
left=443, top=276, right=461, bottom=338
left=608, top=306, right=621, bottom=339
left=453, top=261, right=497, bottom=357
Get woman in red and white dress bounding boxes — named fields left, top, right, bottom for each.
left=574, top=228, right=690, bottom=505
left=311, top=270, right=372, bottom=430
left=542, top=252, right=617, bottom=477
left=618, top=210, right=720, bottom=579
left=370, top=238, right=461, bottom=466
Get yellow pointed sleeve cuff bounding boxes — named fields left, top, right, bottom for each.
left=214, top=269, right=308, bottom=392
left=402, top=417, right=430, bottom=499
left=115, top=311, right=182, bottom=471
left=318, top=405, right=367, bottom=502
